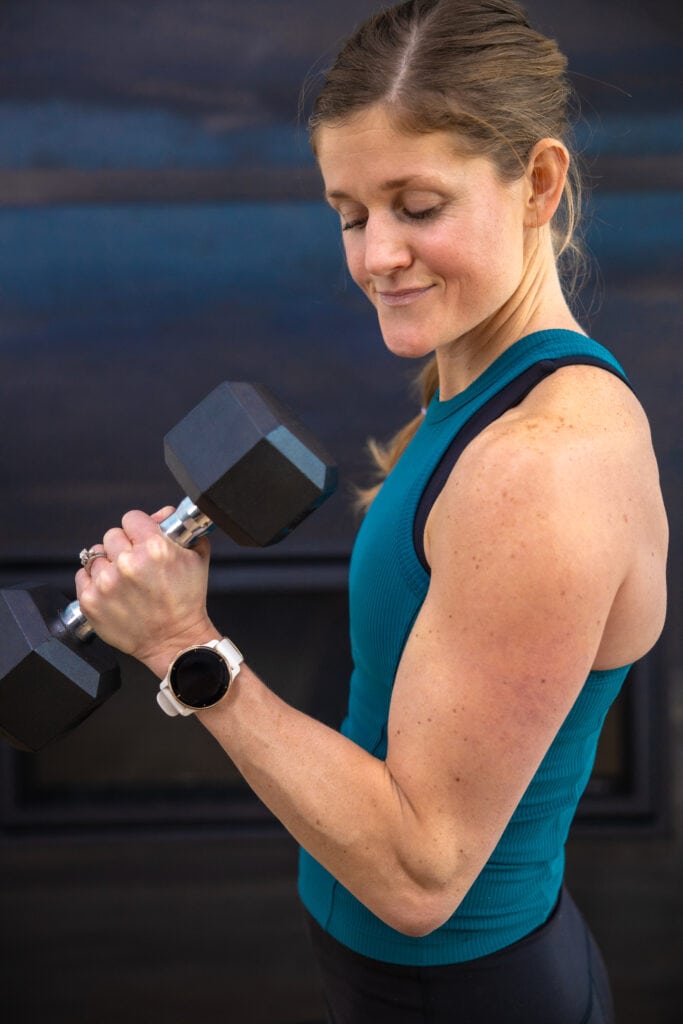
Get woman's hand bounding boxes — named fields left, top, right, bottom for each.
left=75, top=507, right=217, bottom=677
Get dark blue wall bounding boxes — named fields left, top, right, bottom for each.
left=0, top=0, right=681, bottom=571
left=0, top=3, right=681, bottom=1022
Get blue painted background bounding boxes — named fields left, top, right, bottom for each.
left=0, top=0, right=681, bottom=569
left=0, top=5, right=681, bottom=1022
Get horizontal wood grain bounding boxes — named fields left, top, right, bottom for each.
left=1, top=155, right=680, bottom=207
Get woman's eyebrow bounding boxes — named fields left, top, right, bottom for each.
left=325, top=176, right=443, bottom=201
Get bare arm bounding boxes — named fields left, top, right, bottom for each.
left=76, top=406, right=642, bottom=936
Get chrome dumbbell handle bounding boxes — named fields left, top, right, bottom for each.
left=60, top=497, right=214, bottom=641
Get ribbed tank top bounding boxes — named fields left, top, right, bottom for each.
left=298, top=330, right=632, bottom=966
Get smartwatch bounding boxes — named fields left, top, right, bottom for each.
left=157, top=637, right=243, bottom=717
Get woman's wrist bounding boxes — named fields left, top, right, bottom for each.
left=139, top=619, right=223, bottom=679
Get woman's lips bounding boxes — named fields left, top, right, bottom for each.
left=377, top=285, right=434, bottom=307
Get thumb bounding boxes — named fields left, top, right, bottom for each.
left=151, top=506, right=212, bottom=560
left=121, top=508, right=167, bottom=543
left=192, top=535, right=212, bottom=562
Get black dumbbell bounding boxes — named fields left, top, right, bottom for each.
left=0, top=382, right=336, bottom=752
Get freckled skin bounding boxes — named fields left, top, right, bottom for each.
left=73, top=104, right=669, bottom=940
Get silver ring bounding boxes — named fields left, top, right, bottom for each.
left=79, top=547, right=107, bottom=570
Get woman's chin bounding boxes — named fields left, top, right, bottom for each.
left=379, top=332, right=436, bottom=361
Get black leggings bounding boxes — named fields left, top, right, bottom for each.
left=305, top=889, right=614, bottom=1024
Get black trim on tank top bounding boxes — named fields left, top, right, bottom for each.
left=413, top=356, right=632, bottom=575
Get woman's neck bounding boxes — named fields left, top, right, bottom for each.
left=435, top=235, right=584, bottom=400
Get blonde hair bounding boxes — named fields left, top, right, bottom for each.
left=309, top=0, right=585, bottom=508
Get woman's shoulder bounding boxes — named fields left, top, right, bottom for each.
left=466, top=359, right=654, bottom=482
left=422, top=357, right=667, bottom=667
left=426, top=357, right=663, bottom=581
left=424, top=356, right=667, bottom=663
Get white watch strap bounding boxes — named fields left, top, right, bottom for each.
left=157, top=638, right=243, bottom=717
left=157, top=681, right=194, bottom=717
left=214, top=637, right=244, bottom=673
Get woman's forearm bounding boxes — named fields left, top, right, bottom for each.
left=194, top=662, right=464, bottom=937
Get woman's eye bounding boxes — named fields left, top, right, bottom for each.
left=405, top=206, right=439, bottom=221
left=339, top=204, right=440, bottom=231
left=341, top=217, right=367, bottom=232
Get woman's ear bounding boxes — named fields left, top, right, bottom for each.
left=524, top=138, right=570, bottom=227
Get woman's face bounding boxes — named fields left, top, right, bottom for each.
left=316, top=105, right=531, bottom=363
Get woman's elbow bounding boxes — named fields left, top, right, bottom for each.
left=375, top=884, right=463, bottom=938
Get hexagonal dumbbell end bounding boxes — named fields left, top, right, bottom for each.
left=0, top=584, right=121, bottom=752
left=164, top=382, right=337, bottom=547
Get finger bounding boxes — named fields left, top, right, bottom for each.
left=120, top=509, right=164, bottom=544
left=151, top=506, right=176, bottom=524
left=101, top=526, right=133, bottom=564
left=75, top=566, right=91, bottom=603
left=86, top=527, right=130, bottom=585
left=83, top=543, right=107, bottom=564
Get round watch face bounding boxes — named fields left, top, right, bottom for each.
left=169, top=647, right=232, bottom=709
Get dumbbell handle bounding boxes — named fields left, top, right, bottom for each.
left=60, top=496, right=214, bottom=641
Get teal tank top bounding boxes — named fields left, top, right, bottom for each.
left=298, top=330, right=632, bottom=966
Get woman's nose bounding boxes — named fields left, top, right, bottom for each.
left=362, top=215, right=413, bottom=277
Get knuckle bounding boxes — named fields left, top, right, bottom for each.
left=78, top=587, right=95, bottom=616
left=147, top=535, right=168, bottom=561
left=97, top=565, right=118, bottom=595
left=116, top=550, right=135, bottom=578
left=122, top=509, right=144, bottom=532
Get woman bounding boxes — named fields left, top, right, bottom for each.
left=76, top=1, right=668, bottom=1020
